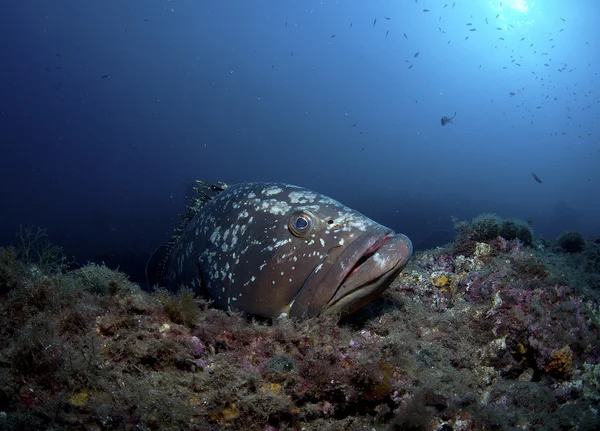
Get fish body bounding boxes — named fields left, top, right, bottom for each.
left=532, top=173, right=543, bottom=183
left=441, top=112, right=457, bottom=126
left=147, top=181, right=413, bottom=320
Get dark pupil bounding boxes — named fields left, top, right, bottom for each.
left=295, top=216, right=308, bottom=231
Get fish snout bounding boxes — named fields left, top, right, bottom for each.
left=323, top=232, right=413, bottom=317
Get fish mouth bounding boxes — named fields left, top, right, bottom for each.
left=289, top=228, right=413, bottom=319
left=324, top=232, right=413, bottom=316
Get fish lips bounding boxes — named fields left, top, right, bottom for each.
left=325, top=232, right=413, bottom=316
left=289, top=229, right=412, bottom=319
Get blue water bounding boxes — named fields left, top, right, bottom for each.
left=1, top=0, right=598, bottom=281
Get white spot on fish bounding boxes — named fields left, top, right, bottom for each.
left=289, top=191, right=317, bottom=204
left=373, top=252, right=390, bottom=268
left=263, top=186, right=283, bottom=196
left=257, top=199, right=291, bottom=215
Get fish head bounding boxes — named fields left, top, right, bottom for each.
left=282, top=204, right=413, bottom=320
left=200, top=184, right=412, bottom=320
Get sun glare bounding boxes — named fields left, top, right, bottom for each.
left=490, top=0, right=530, bottom=16
left=509, top=0, right=530, bottom=14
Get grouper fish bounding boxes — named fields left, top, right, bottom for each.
left=147, top=181, right=413, bottom=320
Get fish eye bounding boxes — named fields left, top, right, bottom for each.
left=288, top=211, right=315, bottom=237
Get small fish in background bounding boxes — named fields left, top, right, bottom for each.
left=386, top=30, right=389, bottom=37
left=101, top=75, right=110, bottom=79
left=404, top=32, right=409, bottom=39
left=373, top=18, right=377, bottom=27
left=532, top=172, right=543, bottom=183
left=423, top=9, right=430, bottom=12
left=441, top=112, right=456, bottom=126
left=414, top=52, right=420, bottom=58
left=385, top=16, right=391, bottom=20
left=509, top=91, right=516, bottom=96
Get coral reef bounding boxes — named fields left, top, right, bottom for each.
left=0, top=217, right=599, bottom=430
left=452, top=214, right=534, bottom=256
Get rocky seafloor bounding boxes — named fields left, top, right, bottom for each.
left=0, top=216, right=599, bottom=430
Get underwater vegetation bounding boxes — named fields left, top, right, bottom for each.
left=555, top=230, right=586, bottom=253
left=0, top=219, right=599, bottom=430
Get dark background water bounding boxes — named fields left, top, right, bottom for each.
left=1, top=0, right=598, bottom=283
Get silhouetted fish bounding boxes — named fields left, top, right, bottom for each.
left=441, top=112, right=456, bottom=126
left=532, top=173, right=543, bottom=183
